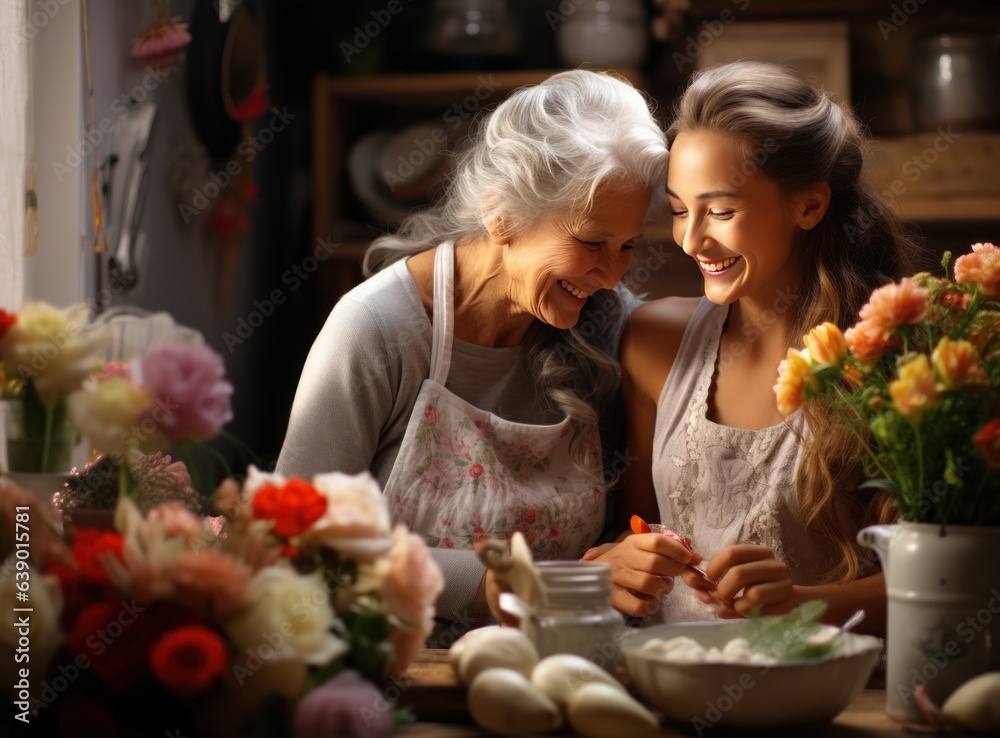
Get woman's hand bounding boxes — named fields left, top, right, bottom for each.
left=683, top=544, right=796, bottom=619
left=582, top=534, right=700, bottom=618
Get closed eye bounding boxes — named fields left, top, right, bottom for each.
left=710, top=210, right=736, bottom=219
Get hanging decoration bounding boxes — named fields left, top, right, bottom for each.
left=131, top=0, right=192, bottom=70
left=82, top=0, right=109, bottom=255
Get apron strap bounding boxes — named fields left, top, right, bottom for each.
left=430, top=241, right=455, bottom=385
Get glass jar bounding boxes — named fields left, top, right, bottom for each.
left=910, top=32, right=1000, bottom=132
left=527, top=561, right=625, bottom=672
left=557, top=0, right=648, bottom=69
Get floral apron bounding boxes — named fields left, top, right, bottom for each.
left=382, top=241, right=605, bottom=560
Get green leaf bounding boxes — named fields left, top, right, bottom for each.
left=738, top=601, right=833, bottom=661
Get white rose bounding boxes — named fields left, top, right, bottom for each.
left=0, top=302, right=109, bottom=405
left=303, top=471, right=392, bottom=561
left=224, top=565, right=347, bottom=666
left=0, top=563, right=63, bottom=693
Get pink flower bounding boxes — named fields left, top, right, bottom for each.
left=472, top=526, right=486, bottom=543
left=522, top=508, right=537, bottom=525
left=858, top=278, right=929, bottom=331
left=954, top=242, right=1000, bottom=300
left=375, top=526, right=443, bottom=672
left=548, top=526, right=561, bottom=539
left=440, top=537, right=454, bottom=548
left=137, top=341, right=233, bottom=442
left=845, top=319, right=900, bottom=365
left=144, top=502, right=203, bottom=539
left=469, top=463, right=484, bottom=479
left=293, top=671, right=393, bottom=738
left=169, top=549, right=253, bottom=619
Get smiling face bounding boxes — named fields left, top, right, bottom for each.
left=501, top=179, right=650, bottom=330
left=666, top=130, right=805, bottom=306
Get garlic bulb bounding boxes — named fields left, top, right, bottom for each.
left=941, top=671, right=1000, bottom=733
left=457, top=626, right=539, bottom=686
left=468, top=667, right=563, bottom=736
left=448, top=625, right=500, bottom=668
left=567, top=682, right=659, bottom=738
left=530, top=653, right=624, bottom=712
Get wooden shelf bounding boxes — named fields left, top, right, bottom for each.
left=313, top=68, right=645, bottom=300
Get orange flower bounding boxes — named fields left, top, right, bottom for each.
left=931, top=337, right=989, bottom=389
left=149, top=625, right=228, bottom=698
left=845, top=319, right=899, bottom=365
left=955, top=242, right=1000, bottom=300
left=804, top=322, right=848, bottom=365
left=889, top=354, right=941, bottom=423
left=973, top=418, right=1000, bottom=467
left=842, top=364, right=864, bottom=389
left=859, top=278, right=929, bottom=330
left=252, top=478, right=328, bottom=538
left=774, top=348, right=817, bottom=415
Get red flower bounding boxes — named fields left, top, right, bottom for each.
left=440, top=538, right=454, bottom=548
left=68, top=529, right=125, bottom=584
left=252, top=478, right=328, bottom=538
left=974, top=418, right=1000, bottom=467
left=548, top=526, right=561, bottom=539
left=150, top=625, right=228, bottom=697
left=0, top=308, right=15, bottom=345
left=66, top=601, right=196, bottom=692
left=522, top=509, right=536, bottom=525
left=469, top=464, right=484, bottom=479
left=472, top=526, right=486, bottom=543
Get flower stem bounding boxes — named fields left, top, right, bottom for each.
left=41, top=403, right=55, bottom=473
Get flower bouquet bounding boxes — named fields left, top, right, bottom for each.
left=0, top=302, right=109, bottom=474
left=62, top=337, right=237, bottom=516
left=774, top=243, right=1000, bottom=524
left=2, top=465, right=443, bottom=737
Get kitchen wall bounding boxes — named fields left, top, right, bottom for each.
left=29, top=0, right=1000, bottom=472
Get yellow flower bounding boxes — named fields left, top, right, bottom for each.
left=0, top=302, right=109, bottom=405
left=931, top=337, right=989, bottom=389
left=68, top=376, right=151, bottom=456
left=889, top=354, right=941, bottom=423
left=804, top=322, right=848, bottom=365
left=774, top=348, right=817, bottom=415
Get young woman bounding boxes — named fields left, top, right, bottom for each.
left=277, top=70, right=668, bottom=636
left=585, top=61, right=921, bottom=636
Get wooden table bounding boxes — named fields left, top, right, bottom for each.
left=396, top=650, right=908, bottom=737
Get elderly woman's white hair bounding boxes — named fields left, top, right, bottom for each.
left=363, top=69, right=669, bottom=487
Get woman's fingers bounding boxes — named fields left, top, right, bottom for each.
left=698, top=544, right=795, bottom=617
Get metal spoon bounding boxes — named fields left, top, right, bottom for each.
left=813, top=609, right=866, bottom=646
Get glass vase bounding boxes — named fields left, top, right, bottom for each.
left=3, top=383, right=75, bottom=474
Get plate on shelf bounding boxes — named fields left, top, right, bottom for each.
left=347, top=130, right=420, bottom=228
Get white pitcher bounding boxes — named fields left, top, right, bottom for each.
left=858, top=522, right=1000, bottom=725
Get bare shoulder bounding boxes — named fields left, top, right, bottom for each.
left=621, top=296, right=701, bottom=402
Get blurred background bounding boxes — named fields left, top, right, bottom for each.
left=11, top=0, right=1000, bottom=478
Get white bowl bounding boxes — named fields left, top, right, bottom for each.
left=621, top=620, right=882, bottom=729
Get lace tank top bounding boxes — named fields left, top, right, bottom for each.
left=650, top=299, right=861, bottom=624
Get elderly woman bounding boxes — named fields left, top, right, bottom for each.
left=277, top=69, right=668, bottom=634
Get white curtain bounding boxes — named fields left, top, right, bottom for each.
left=0, top=0, right=28, bottom=310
